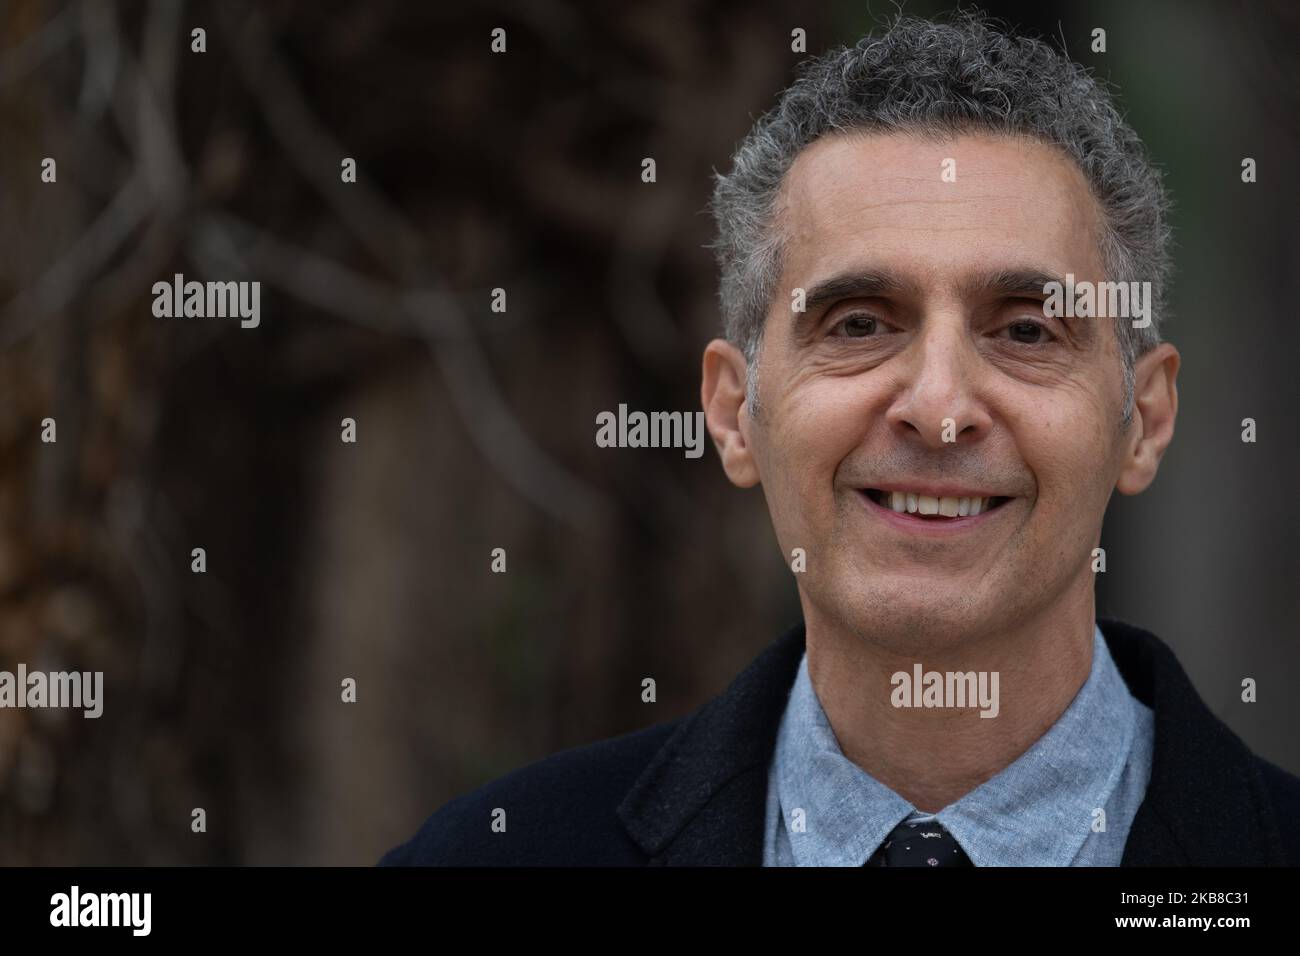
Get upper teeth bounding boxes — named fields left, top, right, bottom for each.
left=885, top=491, right=997, bottom=516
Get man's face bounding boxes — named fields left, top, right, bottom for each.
left=727, top=131, right=1146, bottom=652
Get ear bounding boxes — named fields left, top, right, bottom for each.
left=1115, top=342, right=1180, bottom=495
left=701, top=338, right=761, bottom=488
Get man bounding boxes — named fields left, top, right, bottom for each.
left=381, top=12, right=1300, bottom=866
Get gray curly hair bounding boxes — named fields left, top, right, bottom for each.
left=707, top=10, right=1173, bottom=426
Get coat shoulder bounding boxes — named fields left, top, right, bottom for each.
left=1255, top=755, right=1300, bottom=865
left=378, top=718, right=683, bottom=866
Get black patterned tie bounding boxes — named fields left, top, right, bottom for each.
left=864, top=819, right=974, bottom=866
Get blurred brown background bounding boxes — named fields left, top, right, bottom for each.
left=0, top=0, right=1297, bottom=864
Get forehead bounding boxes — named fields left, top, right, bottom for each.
left=775, top=130, right=1105, bottom=287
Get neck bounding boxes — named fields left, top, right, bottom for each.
left=803, top=585, right=1095, bottom=813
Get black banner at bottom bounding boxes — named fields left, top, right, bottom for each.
left=0, top=865, right=1280, bottom=941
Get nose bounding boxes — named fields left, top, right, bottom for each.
left=886, top=317, right=992, bottom=449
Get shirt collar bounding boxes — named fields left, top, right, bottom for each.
left=774, top=623, right=1140, bottom=866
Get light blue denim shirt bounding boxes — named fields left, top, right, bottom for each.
left=762, top=623, right=1154, bottom=866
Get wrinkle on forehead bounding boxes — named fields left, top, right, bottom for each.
left=772, top=129, right=1107, bottom=283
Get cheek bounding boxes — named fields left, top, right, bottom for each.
left=1014, top=388, right=1115, bottom=521
left=759, top=387, right=866, bottom=523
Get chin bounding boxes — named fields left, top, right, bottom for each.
left=816, top=576, right=1003, bottom=656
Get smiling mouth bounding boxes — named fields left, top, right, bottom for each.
left=862, top=488, right=1012, bottom=519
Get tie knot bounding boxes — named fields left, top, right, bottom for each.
left=865, top=818, right=973, bottom=867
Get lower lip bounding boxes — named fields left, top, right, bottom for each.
left=858, top=491, right=1012, bottom=536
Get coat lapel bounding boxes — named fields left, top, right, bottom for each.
left=617, top=624, right=805, bottom=865
left=1103, top=618, right=1288, bottom=865
left=617, top=618, right=1289, bottom=866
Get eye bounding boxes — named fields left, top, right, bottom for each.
left=1003, top=319, right=1056, bottom=345
left=831, top=313, right=883, bottom=338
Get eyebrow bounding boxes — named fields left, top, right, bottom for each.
left=960, top=268, right=1066, bottom=300
left=800, top=270, right=917, bottom=315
